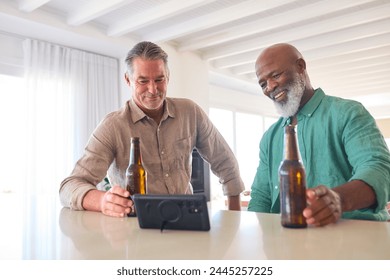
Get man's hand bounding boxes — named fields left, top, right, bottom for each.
left=303, top=185, right=342, bottom=226
left=99, top=185, right=133, bottom=217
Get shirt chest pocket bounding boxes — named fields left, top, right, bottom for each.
left=168, top=136, right=193, bottom=170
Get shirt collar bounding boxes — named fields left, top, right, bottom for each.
left=127, top=98, right=175, bottom=123
left=282, top=88, right=325, bottom=126
left=164, top=98, right=176, bottom=119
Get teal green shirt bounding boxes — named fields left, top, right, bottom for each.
left=248, top=88, right=390, bottom=221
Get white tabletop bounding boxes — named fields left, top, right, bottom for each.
left=1, top=193, right=389, bottom=260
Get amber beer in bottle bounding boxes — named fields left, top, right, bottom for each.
left=279, top=124, right=307, bottom=228
left=126, top=137, right=146, bottom=217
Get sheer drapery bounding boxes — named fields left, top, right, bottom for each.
left=23, top=39, right=121, bottom=196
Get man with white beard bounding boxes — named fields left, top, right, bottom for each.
left=247, top=43, right=390, bottom=226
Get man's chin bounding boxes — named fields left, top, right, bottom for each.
left=275, top=103, right=298, bottom=118
left=144, top=102, right=164, bottom=111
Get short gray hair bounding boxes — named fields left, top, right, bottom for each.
left=125, top=41, right=169, bottom=76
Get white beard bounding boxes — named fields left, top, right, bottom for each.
left=273, top=75, right=305, bottom=118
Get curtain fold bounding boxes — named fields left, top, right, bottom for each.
left=23, top=39, right=121, bottom=195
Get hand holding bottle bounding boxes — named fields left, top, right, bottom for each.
left=100, top=185, right=134, bottom=217
left=303, top=185, right=342, bottom=226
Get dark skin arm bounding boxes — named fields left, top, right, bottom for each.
left=303, top=180, right=377, bottom=226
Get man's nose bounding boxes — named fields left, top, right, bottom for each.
left=147, top=81, right=158, bottom=94
left=265, top=79, right=278, bottom=96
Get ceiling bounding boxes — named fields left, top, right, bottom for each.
left=1, top=0, right=390, bottom=117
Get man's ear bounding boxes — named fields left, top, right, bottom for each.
left=296, top=58, right=306, bottom=73
left=166, top=69, right=170, bottom=83
left=124, top=72, right=131, bottom=86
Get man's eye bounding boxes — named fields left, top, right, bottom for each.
left=259, top=82, right=266, bottom=89
left=273, top=73, right=281, bottom=79
left=156, top=77, right=166, bottom=83
left=138, top=80, right=148, bottom=84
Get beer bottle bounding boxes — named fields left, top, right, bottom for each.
left=279, top=124, right=307, bottom=228
left=126, top=137, right=146, bottom=217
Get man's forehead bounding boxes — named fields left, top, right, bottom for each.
left=255, top=55, right=279, bottom=78
left=132, top=60, right=167, bottom=76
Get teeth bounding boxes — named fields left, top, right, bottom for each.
left=273, top=91, right=284, bottom=100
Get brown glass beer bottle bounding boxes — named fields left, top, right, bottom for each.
left=126, top=137, right=146, bottom=217
left=279, top=124, right=307, bottom=228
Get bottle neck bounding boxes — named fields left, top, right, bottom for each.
left=283, top=125, right=300, bottom=160
left=129, top=138, right=142, bottom=165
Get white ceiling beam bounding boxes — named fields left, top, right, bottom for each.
left=142, top=0, right=297, bottom=42
left=18, top=0, right=51, bottom=12
left=299, top=32, right=390, bottom=61
left=308, top=46, right=390, bottom=69
left=289, top=18, right=390, bottom=53
left=212, top=32, right=390, bottom=69
left=208, top=70, right=263, bottom=96
left=179, top=0, right=374, bottom=52
left=312, top=80, right=390, bottom=95
left=309, top=56, right=390, bottom=75
left=203, top=2, right=390, bottom=60
left=212, top=50, right=258, bottom=69
left=311, top=68, right=390, bottom=84
left=106, top=0, right=218, bottom=37
left=231, top=48, right=390, bottom=75
left=0, top=2, right=134, bottom=57
left=67, top=0, right=131, bottom=26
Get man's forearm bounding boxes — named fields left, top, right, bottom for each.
left=333, top=180, right=377, bottom=212
left=82, top=189, right=104, bottom=212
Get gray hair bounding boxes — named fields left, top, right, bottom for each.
left=125, top=41, right=169, bottom=76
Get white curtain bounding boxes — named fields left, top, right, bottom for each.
left=23, top=39, right=121, bottom=196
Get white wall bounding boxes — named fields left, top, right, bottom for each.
left=0, top=32, right=24, bottom=76
left=167, top=47, right=210, bottom=110
left=376, top=119, right=390, bottom=139
left=209, top=84, right=277, bottom=117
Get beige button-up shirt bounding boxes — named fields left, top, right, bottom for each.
left=60, top=97, right=245, bottom=210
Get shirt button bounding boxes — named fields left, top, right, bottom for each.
left=161, top=151, right=165, bottom=155
left=165, top=173, right=169, bottom=177
left=275, top=186, right=278, bottom=189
